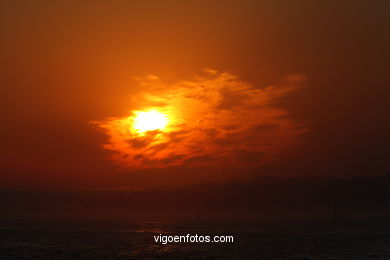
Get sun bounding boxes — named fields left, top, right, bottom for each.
left=132, top=110, right=168, bottom=133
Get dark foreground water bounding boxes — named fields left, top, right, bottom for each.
left=1, top=220, right=390, bottom=259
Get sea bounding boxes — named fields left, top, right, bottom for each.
left=1, top=219, right=390, bottom=259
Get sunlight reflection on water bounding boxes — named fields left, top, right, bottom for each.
left=1, top=221, right=390, bottom=259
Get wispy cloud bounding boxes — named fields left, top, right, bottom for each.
left=93, top=69, right=308, bottom=170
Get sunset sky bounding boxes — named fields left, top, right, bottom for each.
left=1, top=0, right=389, bottom=189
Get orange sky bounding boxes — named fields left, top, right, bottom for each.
left=1, top=1, right=389, bottom=189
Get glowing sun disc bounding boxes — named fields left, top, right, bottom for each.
left=133, top=110, right=168, bottom=132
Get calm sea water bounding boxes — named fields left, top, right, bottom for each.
left=1, top=220, right=390, bottom=259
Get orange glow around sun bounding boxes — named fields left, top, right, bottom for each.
left=93, top=69, right=307, bottom=170
left=132, top=110, right=168, bottom=133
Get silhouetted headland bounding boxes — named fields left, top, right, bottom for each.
left=1, top=174, right=390, bottom=223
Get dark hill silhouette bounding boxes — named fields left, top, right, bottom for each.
left=1, top=174, right=390, bottom=222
